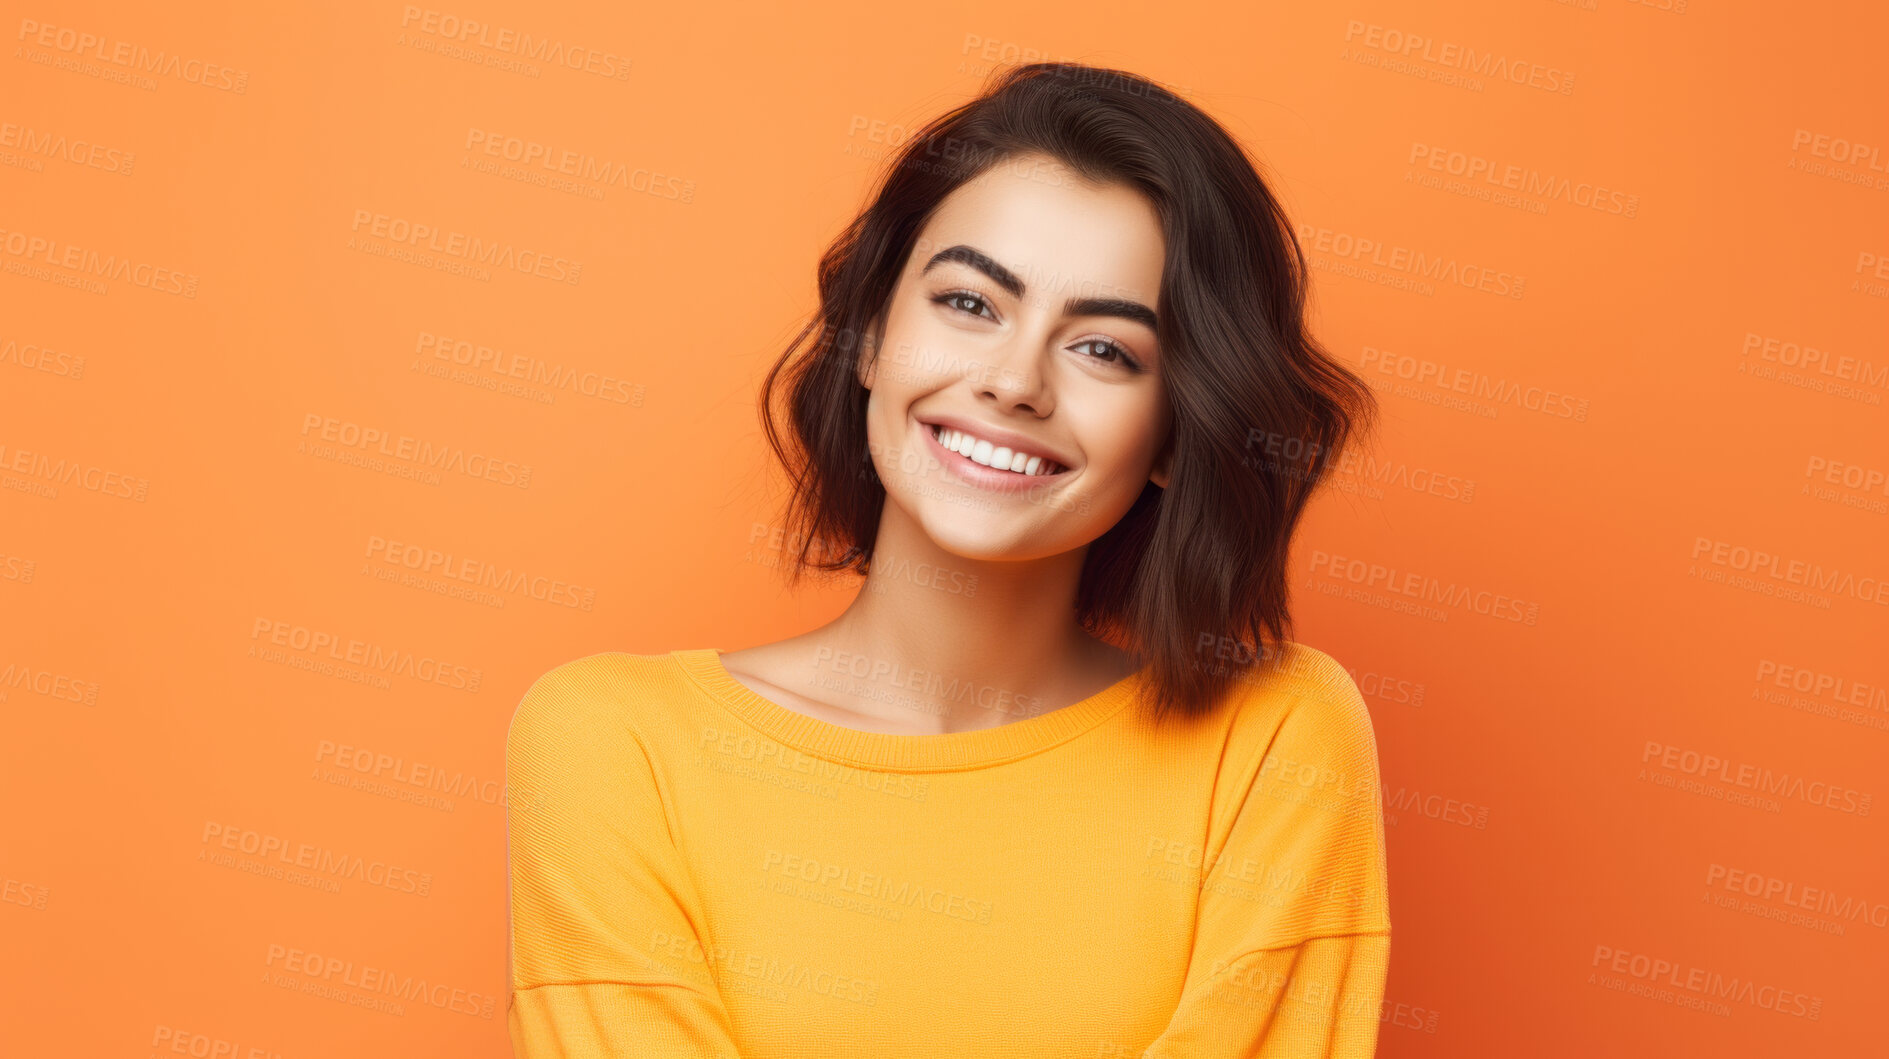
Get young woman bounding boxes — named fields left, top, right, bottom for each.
left=507, top=62, right=1388, bottom=1058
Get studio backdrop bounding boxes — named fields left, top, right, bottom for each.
left=3, top=1, right=1884, bottom=1056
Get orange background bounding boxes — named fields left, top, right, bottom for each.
left=5, top=1, right=1886, bottom=1055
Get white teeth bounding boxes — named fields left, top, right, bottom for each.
left=931, top=424, right=1063, bottom=476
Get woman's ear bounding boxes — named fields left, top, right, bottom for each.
left=853, top=316, right=883, bottom=390
left=1149, top=420, right=1173, bottom=489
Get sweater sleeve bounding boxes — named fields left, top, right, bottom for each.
left=505, top=658, right=745, bottom=1059
left=1140, top=667, right=1393, bottom=1058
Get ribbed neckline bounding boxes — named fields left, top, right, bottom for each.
left=670, top=648, right=1148, bottom=772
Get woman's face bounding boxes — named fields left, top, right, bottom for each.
left=858, top=151, right=1171, bottom=562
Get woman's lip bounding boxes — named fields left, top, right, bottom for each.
left=917, top=415, right=1073, bottom=469
left=919, top=420, right=1073, bottom=493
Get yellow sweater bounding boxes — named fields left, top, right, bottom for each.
left=505, top=645, right=1392, bottom=1058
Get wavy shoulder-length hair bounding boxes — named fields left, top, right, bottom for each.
left=757, top=61, right=1377, bottom=724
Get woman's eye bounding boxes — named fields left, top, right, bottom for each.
left=936, top=291, right=994, bottom=320
left=1072, top=338, right=1139, bottom=369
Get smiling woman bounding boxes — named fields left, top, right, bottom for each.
left=507, top=61, right=1389, bottom=1058
left=857, top=162, right=1173, bottom=550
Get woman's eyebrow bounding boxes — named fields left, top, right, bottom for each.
left=923, top=244, right=1023, bottom=298
left=922, top=243, right=1158, bottom=330
left=1068, top=296, right=1157, bottom=331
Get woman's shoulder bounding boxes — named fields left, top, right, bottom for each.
left=1225, top=641, right=1366, bottom=708
left=522, top=647, right=676, bottom=685
left=518, top=647, right=680, bottom=696
left=1220, top=641, right=1379, bottom=758
left=506, top=648, right=699, bottom=746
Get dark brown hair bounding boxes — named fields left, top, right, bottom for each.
left=757, top=61, right=1378, bottom=724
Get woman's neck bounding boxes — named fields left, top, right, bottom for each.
left=803, top=503, right=1137, bottom=732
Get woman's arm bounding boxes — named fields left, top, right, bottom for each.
left=1138, top=932, right=1391, bottom=1056
left=505, top=658, right=746, bottom=1058
left=1138, top=672, right=1394, bottom=1058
